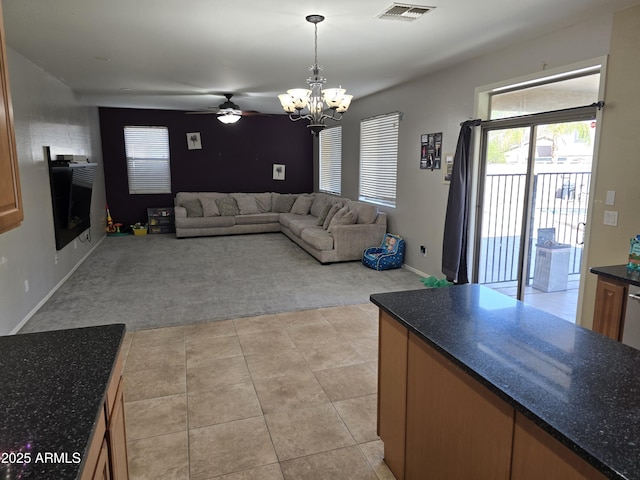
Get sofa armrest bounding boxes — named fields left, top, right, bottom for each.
left=174, top=206, right=187, bottom=218
left=331, top=222, right=387, bottom=260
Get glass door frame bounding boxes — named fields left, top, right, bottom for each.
left=472, top=105, right=599, bottom=301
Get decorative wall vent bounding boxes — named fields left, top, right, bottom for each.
left=377, top=3, right=435, bottom=21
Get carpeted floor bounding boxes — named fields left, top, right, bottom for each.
left=21, top=233, right=424, bottom=333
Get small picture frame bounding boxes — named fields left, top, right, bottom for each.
left=273, top=164, right=286, bottom=180
left=187, top=132, right=202, bottom=150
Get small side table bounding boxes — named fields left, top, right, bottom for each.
left=147, top=207, right=175, bottom=234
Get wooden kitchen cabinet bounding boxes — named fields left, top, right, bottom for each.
left=592, top=276, right=628, bottom=340
left=404, top=331, right=513, bottom=480
left=377, top=311, right=409, bottom=480
left=82, top=349, right=129, bottom=480
left=511, top=412, right=606, bottom=480
left=0, top=1, right=23, bottom=235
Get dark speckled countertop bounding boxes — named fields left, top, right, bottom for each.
left=371, top=285, right=640, bottom=480
left=591, top=264, right=640, bottom=288
left=0, top=324, right=126, bottom=480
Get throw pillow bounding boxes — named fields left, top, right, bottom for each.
left=322, top=203, right=342, bottom=230
left=215, top=196, right=240, bottom=216
left=181, top=199, right=203, bottom=217
left=255, top=192, right=272, bottom=213
left=272, top=194, right=297, bottom=213
left=233, top=194, right=259, bottom=215
left=347, top=201, right=378, bottom=225
left=290, top=194, right=314, bottom=215
left=328, top=208, right=357, bottom=233
left=200, top=197, right=220, bottom=217
left=316, top=204, right=332, bottom=226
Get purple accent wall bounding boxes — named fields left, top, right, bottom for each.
left=99, top=107, right=314, bottom=225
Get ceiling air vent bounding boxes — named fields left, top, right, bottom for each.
left=377, top=3, right=435, bottom=21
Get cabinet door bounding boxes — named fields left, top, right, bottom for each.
left=593, top=276, right=627, bottom=340
left=107, top=377, right=130, bottom=480
left=0, top=2, right=22, bottom=235
left=511, top=412, right=606, bottom=480
left=405, top=332, right=513, bottom=480
left=92, top=439, right=112, bottom=480
left=378, top=311, right=408, bottom=480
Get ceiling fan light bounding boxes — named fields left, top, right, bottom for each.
left=323, top=88, right=346, bottom=108
left=217, top=112, right=241, bottom=124
left=336, top=94, right=353, bottom=113
left=287, top=88, right=311, bottom=109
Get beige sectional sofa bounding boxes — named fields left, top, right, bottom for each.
left=174, top=192, right=387, bottom=263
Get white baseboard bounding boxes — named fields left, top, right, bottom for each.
left=10, top=235, right=106, bottom=334
left=402, top=263, right=429, bottom=279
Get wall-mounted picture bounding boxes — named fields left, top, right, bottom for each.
left=420, top=132, right=442, bottom=170
left=186, top=132, right=202, bottom=150
left=273, top=164, right=286, bottom=180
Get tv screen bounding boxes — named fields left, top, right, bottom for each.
left=48, top=161, right=97, bottom=250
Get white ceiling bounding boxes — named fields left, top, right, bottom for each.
left=3, top=0, right=638, bottom=115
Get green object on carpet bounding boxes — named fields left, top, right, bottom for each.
left=420, top=276, right=453, bottom=288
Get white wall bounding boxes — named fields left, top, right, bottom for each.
left=338, top=15, right=613, bottom=284
left=581, top=4, right=640, bottom=328
left=0, top=48, right=105, bottom=335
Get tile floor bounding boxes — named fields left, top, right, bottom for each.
left=119, top=303, right=397, bottom=480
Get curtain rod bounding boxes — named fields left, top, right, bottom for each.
left=460, top=101, right=605, bottom=127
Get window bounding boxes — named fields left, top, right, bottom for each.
left=319, top=126, right=342, bottom=195
left=359, top=112, right=400, bottom=207
left=124, top=126, right=171, bottom=194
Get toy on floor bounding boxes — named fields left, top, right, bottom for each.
left=363, top=233, right=405, bottom=270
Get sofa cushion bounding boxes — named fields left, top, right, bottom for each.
left=181, top=199, right=203, bottom=217
left=255, top=193, right=272, bottom=213
left=232, top=194, right=259, bottom=215
left=279, top=213, right=317, bottom=236
left=216, top=196, right=240, bottom=216
left=301, top=227, right=334, bottom=251
left=309, top=195, right=327, bottom=217
left=272, top=193, right=297, bottom=213
left=175, top=215, right=235, bottom=228
left=235, top=213, right=280, bottom=225
left=316, top=204, right=332, bottom=226
left=322, top=203, right=342, bottom=230
left=346, top=200, right=378, bottom=225
left=200, top=197, right=220, bottom=217
left=290, top=194, right=314, bottom=215
left=328, top=207, right=357, bottom=233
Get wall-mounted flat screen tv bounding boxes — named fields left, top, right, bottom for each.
left=46, top=146, right=98, bottom=250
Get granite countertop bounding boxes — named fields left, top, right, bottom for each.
left=0, top=324, right=126, bottom=479
left=371, top=285, right=640, bottom=480
left=590, top=264, right=640, bottom=288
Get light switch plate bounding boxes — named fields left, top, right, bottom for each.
left=604, top=210, right=618, bottom=226
left=606, top=190, right=616, bottom=206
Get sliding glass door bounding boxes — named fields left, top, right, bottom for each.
left=474, top=118, right=596, bottom=322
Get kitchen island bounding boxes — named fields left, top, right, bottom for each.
left=371, top=285, right=640, bottom=480
left=0, top=324, right=128, bottom=479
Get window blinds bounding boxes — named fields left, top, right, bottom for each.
left=124, top=126, right=171, bottom=194
left=359, top=112, right=400, bottom=206
left=319, top=126, right=342, bottom=195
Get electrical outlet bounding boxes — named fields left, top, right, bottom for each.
left=24, top=279, right=29, bottom=293
left=420, top=245, right=427, bottom=257
left=54, top=254, right=58, bottom=265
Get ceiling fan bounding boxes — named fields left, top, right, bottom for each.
left=186, top=93, right=265, bottom=124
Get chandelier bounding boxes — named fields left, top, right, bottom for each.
left=278, top=14, right=353, bottom=136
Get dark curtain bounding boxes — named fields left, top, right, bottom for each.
left=442, top=120, right=478, bottom=284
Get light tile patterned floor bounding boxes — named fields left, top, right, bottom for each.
left=120, top=304, right=397, bottom=480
